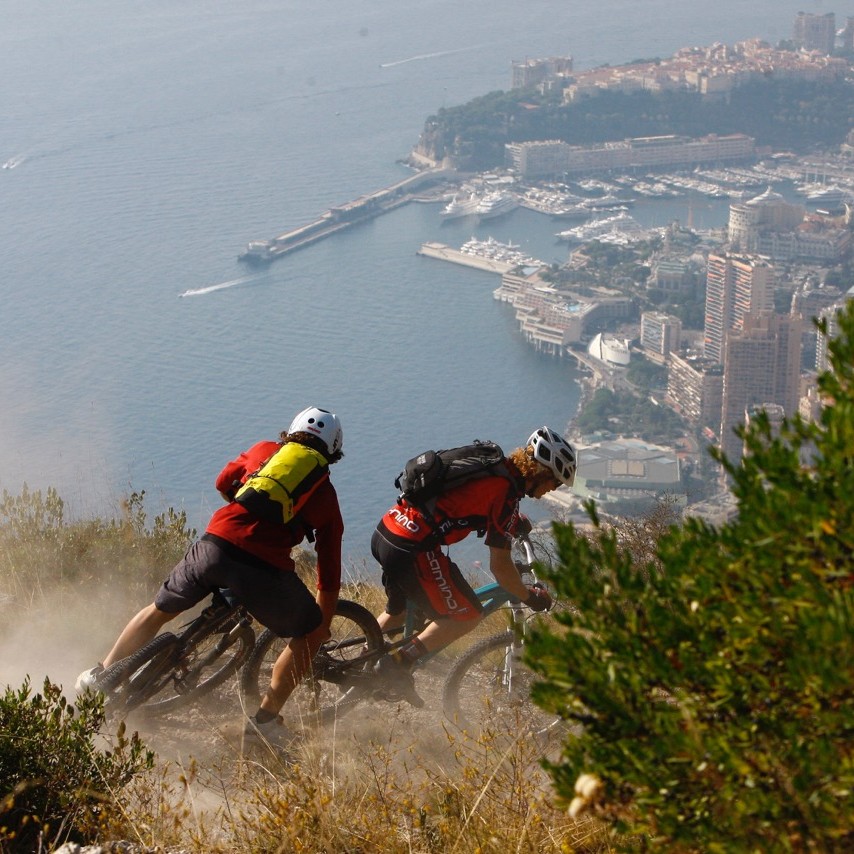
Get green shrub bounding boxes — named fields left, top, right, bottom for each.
left=529, top=301, right=854, bottom=851
left=0, top=678, right=153, bottom=852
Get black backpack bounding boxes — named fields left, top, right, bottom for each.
left=395, top=440, right=508, bottom=517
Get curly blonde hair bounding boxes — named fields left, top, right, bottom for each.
left=508, top=445, right=543, bottom=480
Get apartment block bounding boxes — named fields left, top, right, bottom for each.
left=793, top=12, right=836, bottom=55
left=704, top=252, right=775, bottom=363
left=649, top=256, right=696, bottom=295
left=641, top=311, right=682, bottom=362
left=815, top=302, right=845, bottom=373
left=505, top=140, right=573, bottom=177
left=505, top=133, right=754, bottom=179
left=666, top=352, right=723, bottom=430
left=720, top=312, right=803, bottom=461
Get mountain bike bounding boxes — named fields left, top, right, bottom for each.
left=441, top=536, right=564, bottom=743
left=239, top=535, right=563, bottom=742
left=93, top=589, right=377, bottom=718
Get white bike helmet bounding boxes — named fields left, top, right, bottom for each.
left=288, top=407, right=343, bottom=459
left=528, top=426, right=577, bottom=486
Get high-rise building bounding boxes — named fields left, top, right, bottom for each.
left=666, top=352, right=724, bottom=430
left=640, top=311, right=682, bottom=362
left=704, top=252, right=775, bottom=363
left=720, top=313, right=803, bottom=461
left=793, top=12, right=836, bottom=55
left=816, top=302, right=845, bottom=373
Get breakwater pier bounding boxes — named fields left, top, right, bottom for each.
left=239, top=169, right=450, bottom=265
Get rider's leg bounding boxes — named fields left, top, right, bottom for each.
left=395, top=548, right=483, bottom=658
left=101, top=537, right=228, bottom=667
left=376, top=610, right=406, bottom=632
left=259, top=621, right=327, bottom=714
left=102, top=604, right=178, bottom=667
left=410, top=614, right=483, bottom=655
left=253, top=586, right=331, bottom=717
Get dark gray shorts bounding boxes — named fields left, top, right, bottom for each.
left=155, top=538, right=322, bottom=638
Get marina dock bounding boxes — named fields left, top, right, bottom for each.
left=417, top=237, right=544, bottom=274
left=239, top=169, right=450, bottom=265
left=417, top=242, right=518, bottom=273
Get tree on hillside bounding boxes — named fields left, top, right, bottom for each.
left=528, top=303, right=854, bottom=850
left=419, top=78, right=854, bottom=169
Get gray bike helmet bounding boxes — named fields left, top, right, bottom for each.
left=288, top=407, right=343, bottom=459
left=528, top=426, right=577, bottom=486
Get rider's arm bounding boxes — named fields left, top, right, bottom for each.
left=315, top=588, right=338, bottom=636
left=302, top=479, right=344, bottom=594
left=488, top=544, right=530, bottom=601
left=215, top=440, right=280, bottom=501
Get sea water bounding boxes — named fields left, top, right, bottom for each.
left=0, top=0, right=818, bottom=566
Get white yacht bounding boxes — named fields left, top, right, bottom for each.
left=475, top=191, right=519, bottom=222
left=440, top=192, right=480, bottom=220
left=556, top=211, right=644, bottom=243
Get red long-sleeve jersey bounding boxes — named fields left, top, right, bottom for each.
left=376, top=460, right=527, bottom=552
left=205, top=440, right=343, bottom=592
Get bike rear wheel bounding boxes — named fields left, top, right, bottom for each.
left=240, top=599, right=383, bottom=724
left=442, top=630, right=564, bottom=747
left=98, top=622, right=256, bottom=715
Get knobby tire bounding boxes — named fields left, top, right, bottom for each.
left=96, top=622, right=256, bottom=715
left=442, top=630, right=565, bottom=747
left=94, top=633, right=180, bottom=713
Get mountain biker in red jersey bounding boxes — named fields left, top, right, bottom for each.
left=76, top=407, right=344, bottom=745
left=370, top=426, right=576, bottom=705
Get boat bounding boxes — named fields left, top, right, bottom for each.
left=555, top=212, right=645, bottom=243
left=238, top=240, right=275, bottom=265
left=440, top=192, right=480, bottom=220
left=475, top=191, right=518, bottom=222
left=459, top=236, right=541, bottom=267
left=805, top=185, right=852, bottom=208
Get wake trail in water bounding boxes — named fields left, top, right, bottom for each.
left=180, top=274, right=259, bottom=297
left=380, top=46, right=482, bottom=68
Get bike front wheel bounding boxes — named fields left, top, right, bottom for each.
left=442, top=630, right=565, bottom=747
left=240, top=599, right=384, bottom=724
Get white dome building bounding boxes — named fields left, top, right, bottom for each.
left=587, top=332, right=631, bottom=366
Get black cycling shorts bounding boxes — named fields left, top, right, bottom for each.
left=371, top=530, right=482, bottom=622
left=155, top=538, right=322, bottom=638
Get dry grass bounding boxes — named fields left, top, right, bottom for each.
left=0, top=489, right=615, bottom=852
left=96, top=714, right=614, bottom=854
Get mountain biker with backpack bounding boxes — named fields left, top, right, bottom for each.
left=371, top=426, right=576, bottom=705
left=76, top=406, right=345, bottom=745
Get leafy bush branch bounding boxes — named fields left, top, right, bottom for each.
left=529, top=301, right=854, bottom=851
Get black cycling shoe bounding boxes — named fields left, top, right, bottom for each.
left=372, top=656, right=425, bottom=708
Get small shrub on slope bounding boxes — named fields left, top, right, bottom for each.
left=0, top=678, right=153, bottom=852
